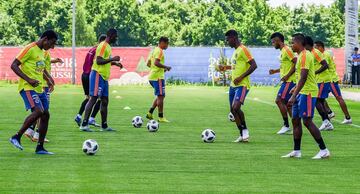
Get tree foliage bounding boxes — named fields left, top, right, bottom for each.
left=0, top=0, right=354, bottom=47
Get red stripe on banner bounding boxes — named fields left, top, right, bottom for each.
left=281, top=82, right=290, bottom=99
left=94, top=72, right=99, bottom=96
left=307, top=94, right=312, bottom=117
left=25, top=91, right=35, bottom=108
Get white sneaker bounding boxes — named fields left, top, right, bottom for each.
left=281, top=150, right=302, bottom=158
left=32, top=132, right=50, bottom=143
left=328, top=112, right=335, bottom=119
left=319, top=120, right=334, bottom=131
left=233, top=136, right=243, bottom=143
left=312, top=149, right=330, bottom=159
left=24, top=128, right=34, bottom=140
left=80, top=125, right=93, bottom=132
left=341, top=118, right=352, bottom=124
left=277, top=126, right=291, bottom=135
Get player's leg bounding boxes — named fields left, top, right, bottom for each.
left=98, top=79, right=114, bottom=131
left=316, top=83, right=333, bottom=131
left=10, top=91, right=44, bottom=150
left=301, top=95, right=330, bottom=159
left=323, top=100, right=335, bottom=119
left=33, top=87, right=51, bottom=143
left=75, top=73, right=90, bottom=126
left=282, top=95, right=302, bottom=158
left=147, top=81, right=158, bottom=120
left=35, top=109, right=53, bottom=155
left=157, top=79, right=169, bottom=122
left=275, top=82, right=292, bottom=134
left=89, top=99, right=101, bottom=127
left=232, top=87, right=249, bottom=142
left=24, top=120, right=36, bottom=140
left=330, top=82, right=351, bottom=124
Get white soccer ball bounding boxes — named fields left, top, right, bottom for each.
left=82, top=139, right=99, bottom=155
left=132, top=116, right=143, bottom=128
left=201, top=129, right=216, bottom=143
left=147, top=120, right=159, bottom=132
left=228, top=112, right=235, bottom=122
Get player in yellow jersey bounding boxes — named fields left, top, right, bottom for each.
left=282, top=33, right=330, bottom=159
left=80, top=28, right=122, bottom=132
left=219, top=30, right=258, bottom=143
left=24, top=51, right=63, bottom=142
left=146, top=37, right=171, bottom=123
left=269, top=32, right=297, bottom=134
left=304, top=36, right=334, bottom=131
left=9, top=30, right=58, bottom=155
left=314, top=41, right=352, bottom=124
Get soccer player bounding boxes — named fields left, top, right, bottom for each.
left=9, top=30, right=58, bottom=155
left=304, top=36, right=334, bottom=131
left=80, top=28, right=122, bottom=132
left=74, top=34, right=107, bottom=127
left=269, top=32, right=297, bottom=134
left=24, top=51, right=63, bottom=142
left=282, top=33, right=330, bottom=159
left=219, top=30, right=257, bottom=143
left=146, top=37, right=171, bottom=123
left=314, top=41, right=352, bottom=124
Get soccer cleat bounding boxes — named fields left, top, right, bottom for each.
left=233, top=136, right=243, bottom=143
left=35, top=149, right=54, bottom=155
left=100, top=127, right=116, bottom=132
left=158, top=117, right=170, bottom=123
left=80, top=125, right=93, bottom=132
left=74, top=116, right=82, bottom=127
left=32, top=132, right=50, bottom=143
left=281, top=150, right=302, bottom=158
left=146, top=112, right=153, bottom=120
left=24, top=128, right=35, bottom=140
left=9, top=137, right=23, bottom=150
left=242, top=129, right=249, bottom=142
left=328, top=112, right=335, bottom=119
left=341, top=118, right=352, bottom=124
left=277, top=126, right=291, bottom=135
left=312, top=149, right=330, bottom=159
left=319, top=120, right=334, bottom=131
left=89, top=120, right=101, bottom=127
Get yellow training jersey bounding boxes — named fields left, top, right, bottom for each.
left=92, top=41, right=112, bottom=80
left=311, top=48, right=332, bottom=83
left=148, top=47, right=165, bottom=81
left=230, top=45, right=253, bottom=88
left=280, top=46, right=296, bottom=82
left=296, top=50, right=318, bottom=97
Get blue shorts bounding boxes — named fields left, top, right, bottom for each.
left=329, top=82, right=342, bottom=97
left=277, top=82, right=296, bottom=101
left=89, top=70, right=108, bottom=97
left=292, top=94, right=317, bottom=119
left=317, top=82, right=330, bottom=99
left=229, top=86, right=249, bottom=106
left=20, top=90, right=49, bottom=111
left=149, top=79, right=165, bottom=96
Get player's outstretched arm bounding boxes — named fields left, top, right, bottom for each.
left=315, top=60, right=329, bottom=74
left=281, top=57, right=297, bottom=81
left=11, top=59, right=39, bottom=87
left=154, top=59, right=171, bottom=71
left=96, top=56, right=120, bottom=65
left=51, top=58, right=63, bottom=64
left=269, top=68, right=280, bottom=75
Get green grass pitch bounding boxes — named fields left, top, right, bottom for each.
left=0, top=84, right=359, bottom=193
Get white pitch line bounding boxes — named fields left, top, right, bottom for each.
left=249, top=97, right=360, bottom=128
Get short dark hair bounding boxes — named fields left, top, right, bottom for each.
left=270, top=32, right=284, bottom=42
left=292, top=33, right=305, bottom=46
left=98, top=34, right=106, bottom=42
left=159, top=36, right=169, bottom=43
left=107, top=28, right=117, bottom=37
left=225, top=29, right=238, bottom=37
left=41, top=30, right=58, bottom=40
left=304, top=36, right=314, bottom=47
left=355, top=47, right=359, bottom=51
left=314, top=40, right=325, bottom=48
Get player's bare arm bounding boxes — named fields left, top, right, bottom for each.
left=11, top=59, right=39, bottom=87
left=234, top=59, right=257, bottom=85
left=96, top=55, right=120, bottom=65
left=315, top=60, right=329, bottom=74
left=288, top=69, right=308, bottom=106
left=155, top=58, right=171, bottom=71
